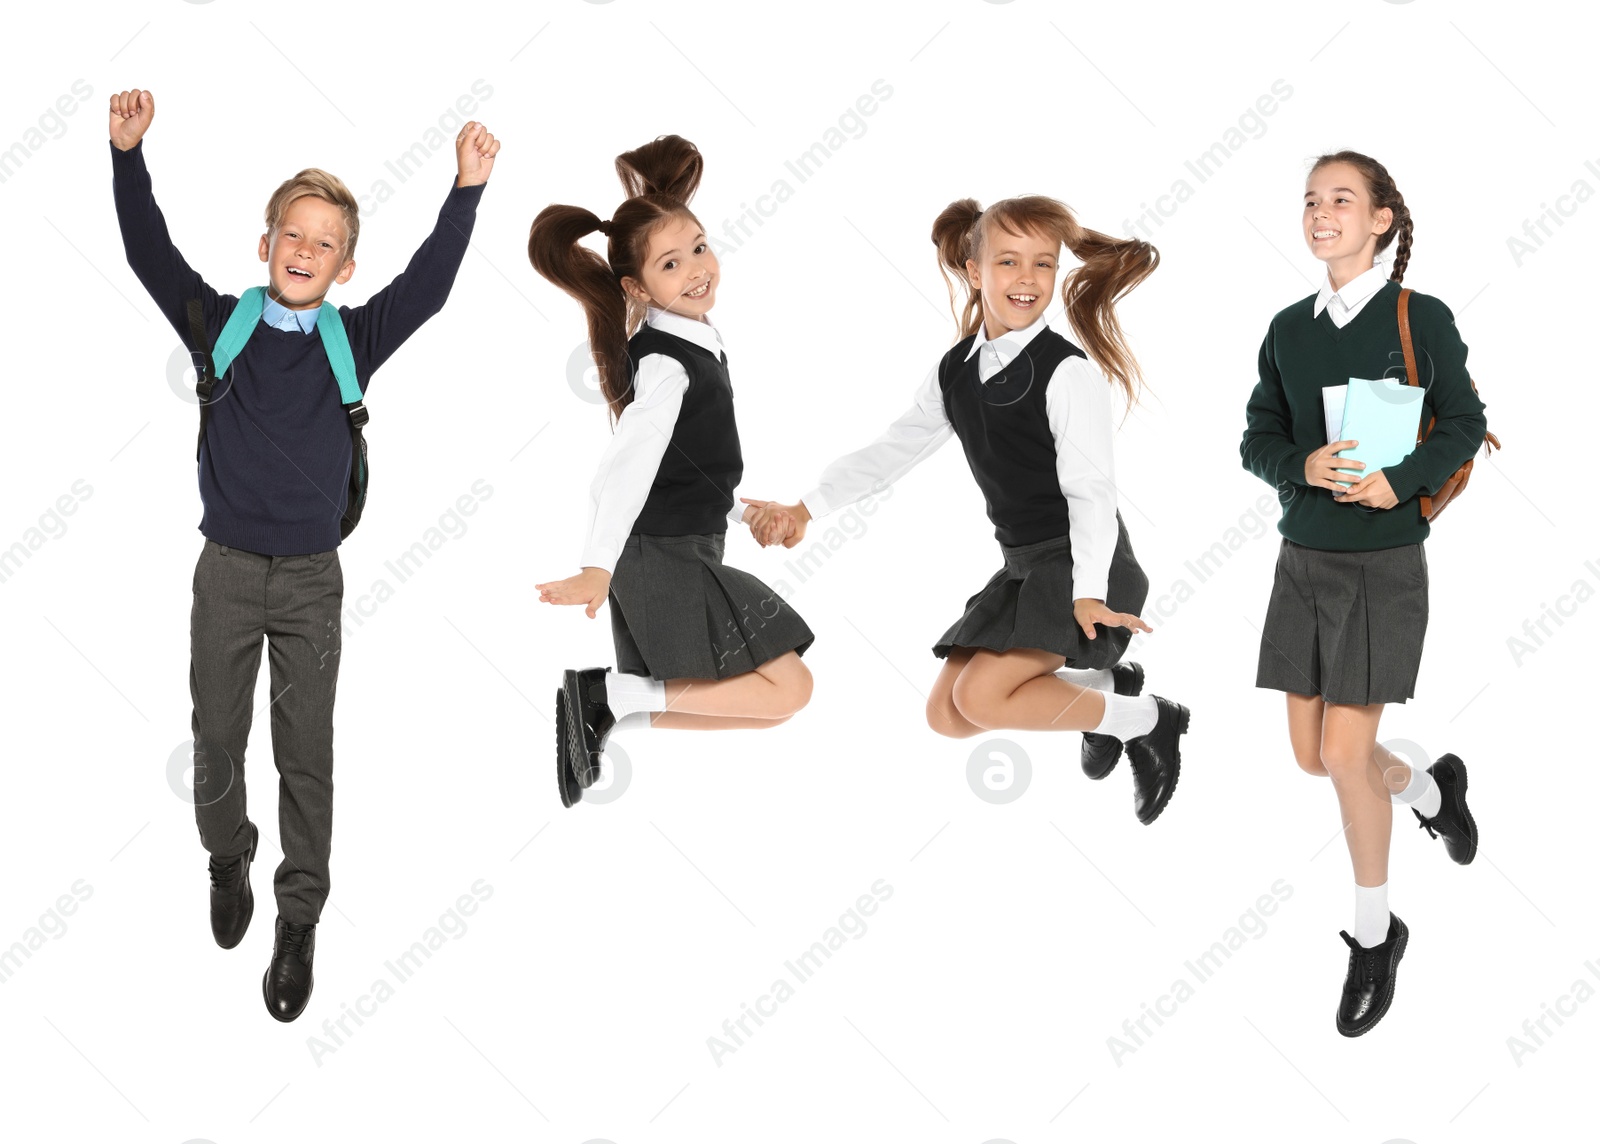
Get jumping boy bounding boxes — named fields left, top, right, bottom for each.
left=108, top=88, right=497, bottom=1021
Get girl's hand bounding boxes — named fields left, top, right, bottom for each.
left=455, top=122, right=499, bottom=186
left=740, top=497, right=808, bottom=547
left=109, top=89, right=154, bottom=151
left=1305, top=439, right=1363, bottom=492
left=1073, top=598, right=1152, bottom=640
left=535, top=567, right=611, bottom=618
left=1336, top=468, right=1398, bottom=509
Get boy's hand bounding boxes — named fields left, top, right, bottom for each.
left=535, top=567, right=611, bottom=618
left=455, top=122, right=499, bottom=187
left=108, top=89, right=154, bottom=151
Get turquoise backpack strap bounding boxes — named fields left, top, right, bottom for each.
left=210, top=286, right=267, bottom=379
left=315, top=302, right=362, bottom=406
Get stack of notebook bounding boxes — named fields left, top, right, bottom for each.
left=1321, top=379, right=1424, bottom=491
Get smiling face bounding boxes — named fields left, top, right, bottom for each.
left=621, top=213, right=718, bottom=320
left=1303, top=161, right=1392, bottom=284
left=964, top=223, right=1058, bottom=340
left=257, top=194, right=356, bottom=310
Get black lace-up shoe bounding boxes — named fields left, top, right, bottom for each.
left=1336, top=913, right=1408, bottom=1037
left=557, top=687, right=581, bottom=808
left=263, top=917, right=316, bottom=1022
left=208, top=821, right=259, bottom=950
left=1412, top=754, right=1477, bottom=865
left=1123, top=695, right=1188, bottom=824
left=1080, top=662, right=1145, bottom=780
left=562, top=667, right=615, bottom=789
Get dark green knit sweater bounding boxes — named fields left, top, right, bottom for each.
left=1240, top=279, right=1488, bottom=551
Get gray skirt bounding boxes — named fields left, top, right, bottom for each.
left=932, top=513, right=1149, bottom=670
left=1255, top=538, right=1428, bottom=706
left=608, top=531, right=815, bottom=681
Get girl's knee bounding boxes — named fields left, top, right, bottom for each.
left=925, top=696, right=977, bottom=738
left=1319, top=745, right=1368, bottom=781
left=1294, top=748, right=1329, bottom=776
left=772, top=657, right=813, bottom=718
left=949, top=674, right=998, bottom=729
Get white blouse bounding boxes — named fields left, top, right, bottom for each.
left=1313, top=260, right=1391, bottom=328
left=800, top=314, right=1122, bottom=602
left=579, top=306, right=747, bottom=574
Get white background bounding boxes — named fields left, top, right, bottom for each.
left=0, top=1, right=1593, bottom=1141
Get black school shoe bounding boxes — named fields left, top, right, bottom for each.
left=1413, top=754, right=1477, bottom=865
left=1080, top=662, right=1146, bottom=780
left=556, top=687, right=581, bottom=808
left=1123, top=695, right=1188, bottom=824
left=1336, top=913, right=1408, bottom=1037
left=208, top=820, right=259, bottom=950
left=263, top=917, right=316, bottom=1023
left=561, top=667, right=615, bottom=789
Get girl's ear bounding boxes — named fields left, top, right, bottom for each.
left=964, top=256, right=982, bottom=291
left=619, top=275, right=649, bottom=306
left=1371, top=206, right=1393, bottom=236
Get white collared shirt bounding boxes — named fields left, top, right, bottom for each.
left=580, top=305, right=747, bottom=574
left=1312, top=260, right=1391, bottom=328
left=800, top=313, right=1122, bottom=602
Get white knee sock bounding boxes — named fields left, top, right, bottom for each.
left=1058, top=667, right=1115, bottom=692
left=610, top=711, right=653, bottom=733
left=605, top=670, right=666, bottom=719
left=1388, top=761, right=1442, bottom=818
left=1353, top=881, right=1390, bottom=947
left=1089, top=691, right=1158, bottom=740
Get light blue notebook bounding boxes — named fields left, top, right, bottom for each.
left=1334, top=377, right=1423, bottom=488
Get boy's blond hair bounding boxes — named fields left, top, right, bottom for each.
left=264, top=169, right=361, bottom=259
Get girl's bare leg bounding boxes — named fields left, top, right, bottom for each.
left=950, top=646, right=1107, bottom=732
left=650, top=651, right=813, bottom=723
left=927, top=649, right=985, bottom=738
left=1319, top=701, right=1392, bottom=886
left=1286, top=693, right=1329, bottom=775
left=648, top=712, right=794, bottom=731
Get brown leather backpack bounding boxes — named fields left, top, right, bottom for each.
left=1397, top=288, right=1502, bottom=520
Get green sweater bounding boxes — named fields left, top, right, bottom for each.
left=1240, top=279, right=1488, bottom=552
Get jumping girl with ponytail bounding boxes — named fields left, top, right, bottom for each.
left=528, top=135, right=814, bottom=808
left=749, top=197, right=1191, bottom=824
left=1240, top=151, right=1486, bottom=1036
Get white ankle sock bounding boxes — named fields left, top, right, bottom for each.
left=605, top=670, right=666, bottom=719
left=1389, top=761, right=1442, bottom=818
left=1090, top=692, right=1158, bottom=740
left=612, top=711, right=652, bottom=733
left=1058, top=667, right=1115, bottom=692
left=1353, top=881, right=1390, bottom=947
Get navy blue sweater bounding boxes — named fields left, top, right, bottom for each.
left=111, top=140, right=484, bottom=555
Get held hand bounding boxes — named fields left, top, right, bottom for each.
left=780, top=501, right=812, bottom=549
left=739, top=497, right=808, bottom=548
left=1073, top=598, right=1152, bottom=641
left=1336, top=468, right=1398, bottom=509
left=455, top=122, right=499, bottom=186
left=535, top=567, right=611, bottom=618
left=108, top=89, right=154, bottom=151
left=1305, top=438, right=1363, bottom=492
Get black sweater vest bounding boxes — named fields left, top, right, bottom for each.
left=938, top=326, right=1087, bottom=546
left=626, top=324, right=743, bottom=537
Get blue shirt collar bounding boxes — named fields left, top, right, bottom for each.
left=261, top=292, right=322, bottom=334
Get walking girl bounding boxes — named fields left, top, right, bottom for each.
left=749, top=196, right=1190, bottom=823
left=1240, top=150, right=1486, bottom=1036
left=528, top=135, right=814, bottom=808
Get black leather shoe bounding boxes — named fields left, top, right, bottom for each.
left=1336, top=913, right=1408, bottom=1037
left=208, top=821, right=259, bottom=950
left=263, top=917, right=316, bottom=1023
left=1413, top=753, right=1476, bottom=865
left=556, top=687, right=581, bottom=808
left=1080, top=661, right=1145, bottom=780
left=561, top=667, right=615, bottom=789
left=1123, top=695, right=1188, bottom=824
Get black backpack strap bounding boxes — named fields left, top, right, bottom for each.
left=187, top=299, right=216, bottom=462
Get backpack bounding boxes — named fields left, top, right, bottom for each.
left=186, top=286, right=370, bottom=539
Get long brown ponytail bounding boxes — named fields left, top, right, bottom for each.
left=1311, top=150, right=1413, bottom=284
left=931, top=195, right=1158, bottom=404
left=528, top=135, right=706, bottom=420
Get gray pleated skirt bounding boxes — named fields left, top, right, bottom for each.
left=1255, top=538, right=1428, bottom=706
left=608, top=531, right=815, bottom=681
left=932, top=512, right=1149, bottom=670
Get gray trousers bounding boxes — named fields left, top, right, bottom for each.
left=190, top=539, right=342, bottom=924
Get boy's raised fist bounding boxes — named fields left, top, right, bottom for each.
left=109, top=89, right=154, bottom=151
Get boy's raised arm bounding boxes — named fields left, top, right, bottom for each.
left=108, top=89, right=226, bottom=343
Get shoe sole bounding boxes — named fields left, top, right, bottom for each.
left=1443, top=755, right=1478, bottom=865
left=1081, top=662, right=1145, bottom=781
left=262, top=966, right=313, bottom=1023
left=560, top=669, right=601, bottom=789
left=556, top=687, right=580, bottom=809
left=214, top=824, right=258, bottom=951
left=1336, top=920, right=1408, bottom=1037
left=1138, top=703, right=1188, bottom=826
